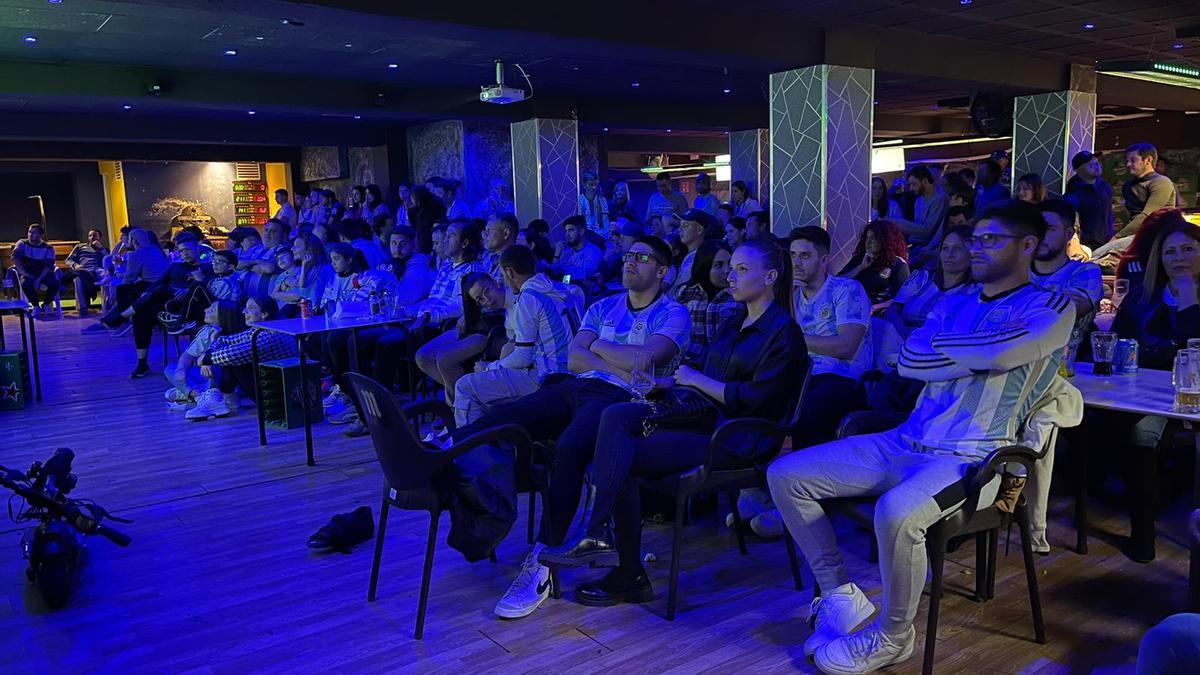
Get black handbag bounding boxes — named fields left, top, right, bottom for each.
left=641, top=386, right=718, bottom=437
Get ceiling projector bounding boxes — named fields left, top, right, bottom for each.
left=481, top=60, right=527, bottom=104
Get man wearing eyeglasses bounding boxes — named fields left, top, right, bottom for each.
left=445, top=236, right=690, bottom=621
left=768, top=200, right=1077, bottom=674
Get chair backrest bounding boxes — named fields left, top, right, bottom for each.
left=782, top=359, right=815, bottom=431
left=345, top=372, right=451, bottom=491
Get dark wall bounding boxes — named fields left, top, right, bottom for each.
left=0, top=161, right=104, bottom=244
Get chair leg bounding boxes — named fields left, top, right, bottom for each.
left=783, top=524, right=805, bottom=591
left=667, top=494, right=686, bottom=621
left=1016, top=504, right=1047, bottom=644
left=987, top=528, right=999, bottom=600
left=974, top=532, right=988, bottom=602
left=550, top=567, right=562, bottom=600
left=727, top=490, right=748, bottom=555
left=414, top=509, right=440, bottom=640
left=527, top=490, right=536, bottom=545
left=367, top=497, right=390, bottom=601
left=869, top=533, right=879, bottom=565
left=923, top=529, right=945, bottom=675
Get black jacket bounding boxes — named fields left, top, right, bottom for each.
left=1112, top=282, right=1200, bottom=370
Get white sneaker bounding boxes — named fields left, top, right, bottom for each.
left=329, top=405, right=359, bottom=425
left=325, top=392, right=353, bottom=419
left=322, top=384, right=345, bottom=409
left=166, top=401, right=190, bottom=413
left=724, top=487, right=776, bottom=528
left=804, top=583, right=876, bottom=657
left=1030, top=528, right=1050, bottom=555
left=814, top=623, right=915, bottom=675
left=494, top=551, right=552, bottom=619
left=186, top=389, right=232, bottom=421
left=164, top=387, right=190, bottom=403
left=750, top=509, right=785, bottom=539
left=421, top=426, right=449, bottom=444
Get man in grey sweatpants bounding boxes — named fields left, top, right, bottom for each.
left=767, top=200, right=1074, bottom=675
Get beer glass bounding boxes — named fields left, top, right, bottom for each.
left=1174, top=349, right=1200, bottom=414
left=1090, top=331, right=1117, bottom=376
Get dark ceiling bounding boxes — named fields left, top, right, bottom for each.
left=0, top=0, right=1198, bottom=146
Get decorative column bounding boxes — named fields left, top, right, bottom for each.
left=729, top=128, right=770, bottom=212
left=1012, top=90, right=1096, bottom=197
left=769, top=65, right=874, bottom=270
left=511, top=118, right=580, bottom=235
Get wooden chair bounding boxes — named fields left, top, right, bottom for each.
left=5, top=266, right=62, bottom=318
left=345, top=372, right=533, bottom=639
left=636, top=361, right=813, bottom=620
left=821, top=410, right=1049, bottom=675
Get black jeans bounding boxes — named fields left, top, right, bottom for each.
left=217, top=363, right=256, bottom=396
left=588, top=401, right=711, bottom=572
left=100, top=281, right=149, bottom=327
left=131, top=285, right=176, bottom=350
left=163, top=283, right=214, bottom=324
left=450, top=376, right=631, bottom=546
left=63, top=268, right=100, bottom=302
left=1090, top=410, right=1168, bottom=558
left=20, top=272, right=59, bottom=308
left=867, top=371, right=925, bottom=417
left=794, top=373, right=866, bottom=449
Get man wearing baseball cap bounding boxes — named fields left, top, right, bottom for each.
left=1063, top=150, right=1113, bottom=249
left=673, top=208, right=715, bottom=291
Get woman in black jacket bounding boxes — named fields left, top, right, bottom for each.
left=539, top=238, right=810, bottom=605
left=1099, top=210, right=1200, bottom=562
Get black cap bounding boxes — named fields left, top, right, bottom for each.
left=677, top=208, right=714, bottom=228
left=1072, top=150, right=1098, bottom=170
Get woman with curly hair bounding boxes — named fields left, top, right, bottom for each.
left=837, top=219, right=910, bottom=306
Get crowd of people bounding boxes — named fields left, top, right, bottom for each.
left=5, top=140, right=1197, bottom=673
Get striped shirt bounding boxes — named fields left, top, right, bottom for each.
left=671, top=283, right=740, bottom=365
left=578, top=291, right=691, bottom=393
left=794, top=274, right=873, bottom=379
left=413, top=258, right=485, bottom=324
left=495, top=274, right=581, bottom=380
left=1031, top=259, right=1103, bottom=316
left=897, top=283, right=1075, bottom=459
left=893, top=270, right=979, bottom=330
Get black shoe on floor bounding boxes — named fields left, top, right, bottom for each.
left=130, top=361, right=151, bottom=379
left=574, top=569, right=654, bottom=607
left=307, top=506, right=375, bottom=553
left=539, top=525, right=619, bottom=568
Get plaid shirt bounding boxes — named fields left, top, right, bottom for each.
left=671, top=284, right=740, bottom=365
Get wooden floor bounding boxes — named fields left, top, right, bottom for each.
left=0, top=313, right=1191, bottom=673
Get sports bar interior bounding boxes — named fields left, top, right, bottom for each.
left=5, top=1, right=1200, bottom=672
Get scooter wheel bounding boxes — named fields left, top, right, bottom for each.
left=34, top=557, right=73, bottom=609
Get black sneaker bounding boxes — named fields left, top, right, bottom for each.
left=130, top=361, right=151, bottom=379
left=168, top=320, right=197, bottom=336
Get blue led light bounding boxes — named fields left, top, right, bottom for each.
left=23, top=35, right=37, bottom=44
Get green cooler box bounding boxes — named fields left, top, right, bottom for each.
left=258, top=358, right=324, bottom=430
left=0, top=350, right=32, bottom=410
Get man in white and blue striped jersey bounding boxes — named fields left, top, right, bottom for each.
left=445, top=235, right=689, bottom=622
left=452, top=245, right=583, bottom=427
left=768, top=200, right=1075, bottom=675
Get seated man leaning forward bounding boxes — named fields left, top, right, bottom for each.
left=444, top=235, right=690, bottom=621
left=766, top=199, right=1074, bottom=675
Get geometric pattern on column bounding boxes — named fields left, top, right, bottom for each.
left=510, top=118, right=580, bottom=236
left=1013, top=90, right=1095, bottom=197
left=511, top=119, right=540, bottom=226
left=770, top=65, right=873, bottom=269
left=730, top=128, right=770, bottom=211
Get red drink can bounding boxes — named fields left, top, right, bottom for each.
left=299, top=299, right=313, bottom=319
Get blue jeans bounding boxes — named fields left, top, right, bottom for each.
left=1138, top=613, right=1200, bottom=674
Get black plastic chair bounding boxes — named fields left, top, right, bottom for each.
left=345, top=372, right=533, bottom=639
left=824, top=410, right=1049, bottom=675
left=636, top=361, right=813, bottom=620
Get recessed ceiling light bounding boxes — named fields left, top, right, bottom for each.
left=255, top=36, right=264, bottom=41
left=354, top=115, right=362, bottom=120
left=631, top=82, right=640, bottom=88
left=281, top=18, right=305, bottom=26
left=22, top=35, right=37, bottom=44
left=667, top=129, right=672, bottom=133
left=48, top=0, right=62, bottom=4
left=224, top=49, right=238, bottom=56
left=248, top=110, right=256, bottom=116
left=122, top=104, right=132, bottom=110
left=723, top=88, right=731, bottom=94
left=1175, top=42, right=1185, bottom=49
left=343, top=43, right=352, bottom=48
left=388, top=63, right=398, bottom=69
left=603, top=127, right=609, bottom=132
left=960, top=0, right=971, bottom=4
left=1083, top=23, right=1095, bottom=30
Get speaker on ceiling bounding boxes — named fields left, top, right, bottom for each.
left=25, top=195, right=46, bottom=234
left=970, top=93, right=1014, bottom=138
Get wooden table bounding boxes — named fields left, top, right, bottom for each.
left=1069, top=361, right=1200, bottom=609
left=249, top=314, right=411, bottom=466
left=0, top=300, right=41, bottom=402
